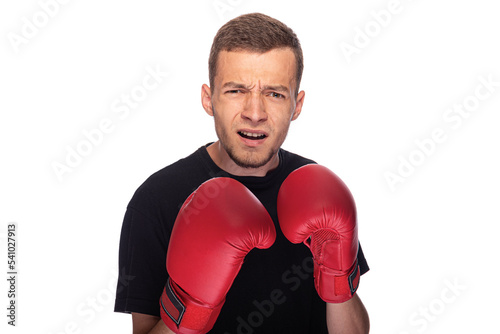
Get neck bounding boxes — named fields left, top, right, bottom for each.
left=206, top=141, right=279, bottom=177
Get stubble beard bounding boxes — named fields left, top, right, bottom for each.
left=213, top=109, right=280, bottom=169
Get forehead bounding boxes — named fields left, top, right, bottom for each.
left=215, top=49, right=296, bottom=88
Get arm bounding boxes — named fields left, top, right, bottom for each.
left=277, top=164, right=369, bottom=332
left=326, top=294, right=369, bottom=334
left=132, top=313, right=174, bottom=334
left=158, top=178, right=275, bottom=333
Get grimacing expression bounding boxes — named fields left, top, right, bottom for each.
left=207, top=49, right=304, bottom=169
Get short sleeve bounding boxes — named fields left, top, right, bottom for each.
left=114, top=187, right=169, bottom=317
left=358, top=242, right=369, bottom=275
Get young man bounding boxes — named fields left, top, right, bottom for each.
left=115, top=13, right=370, bottom=334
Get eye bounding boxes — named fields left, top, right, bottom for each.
left=269, top=92, right=285, bottom=99
left=226, top=89, right=242, bottom=94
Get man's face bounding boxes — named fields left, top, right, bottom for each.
left=202, top=48, right=305, bottom=170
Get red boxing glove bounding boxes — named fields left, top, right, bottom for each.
left=160, top=177, right=276, bottom=334
left=277, top=164, right=360, bottom=303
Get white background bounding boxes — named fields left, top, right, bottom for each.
left=1, top=0, right=499, bottom=333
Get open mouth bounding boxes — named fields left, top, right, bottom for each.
left=238, top=131, right=267, bottom=140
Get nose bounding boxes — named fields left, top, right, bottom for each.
left=241, top=93, right=267, bottom=123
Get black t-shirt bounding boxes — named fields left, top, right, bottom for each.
left=114, top=144, right=369, bottom=333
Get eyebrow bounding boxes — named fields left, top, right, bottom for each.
left=262, top=84, right=289, bottom=93
left=222, top=81, right=289, bottom=93
left=222, top=81, right=249, bottom=90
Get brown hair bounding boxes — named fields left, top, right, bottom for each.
left=208, top=13, right=304, bottom=95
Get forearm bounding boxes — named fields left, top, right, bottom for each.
left=326, top=294, right=369, bottom=334
left=147, top=319, right=175, bottom=334
left=132, top=313, right=174, bottom=334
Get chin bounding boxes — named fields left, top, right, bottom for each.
left=229, top=149, right=275, bottom=169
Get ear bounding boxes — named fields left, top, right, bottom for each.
left=201, top=84, right=214, bottom=116
left=291, top=90, right=305, bottom=121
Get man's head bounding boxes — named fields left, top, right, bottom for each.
left=202, top=13, right=305, bottom=176
left=208, top=13, right=304, bottom=96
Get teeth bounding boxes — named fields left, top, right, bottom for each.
left=240, top=131, right=265, bottom=138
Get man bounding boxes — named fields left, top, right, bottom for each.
left=115, top=13, right=370, bottom=333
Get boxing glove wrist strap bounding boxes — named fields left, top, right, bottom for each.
left=315, top=259, right=360, bottom=303
left=160, top=278, right=223, bottom=334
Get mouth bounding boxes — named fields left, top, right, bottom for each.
left=237, top=130, right=268, bottom=140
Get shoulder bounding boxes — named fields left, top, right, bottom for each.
left=279, top=148, right=316, bottom=175
left=128, top=146, right=213, bottom=215
left=143, top=146, right=212, bottom=190
left=143, top=150, right=202, bottom=189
